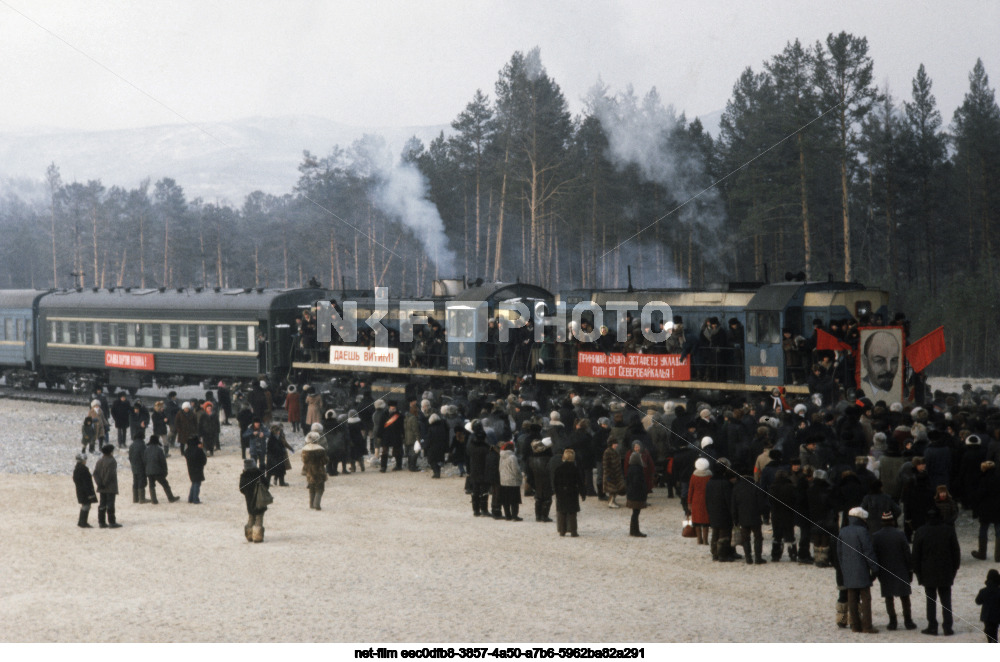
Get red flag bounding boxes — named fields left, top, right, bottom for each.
left=905, top=326, right=946, bottom=373
left=816, top=328, right=851, bottom=352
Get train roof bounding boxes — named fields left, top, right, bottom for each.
left=746, top=281, right=877, bottom=310
left=451, top=282, right=553, bottom=303
left=37, top=287, right=327, bottom=313
left=0, top=289, right=50, bottom=309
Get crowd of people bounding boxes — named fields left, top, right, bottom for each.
left=71, top=374, right=1000, bottom=640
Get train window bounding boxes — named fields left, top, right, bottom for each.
left=160, top=324, right=170, bottom=349
left=236, top=327, right=248, bottom=352
left=222, top=325, right=232, bottom=350
left=147, top=324, right=159, bottom=348
left=179, top=324, right=189, bottom=349
left=49, top=321, right=56, bottom=343
left=99, top=323, right=110, bottom=346
left=759, top=312, right=780, bottom=344
left=126, top=323, right=136, bottom=347
left=247, top=327, right=256, bottom=352
left=198, top=325, right=208, bottom=350
left=169, top=325, right=180, bottom=349
left=210, top=325, right=221, bottom=350
left=115, top=323, right=126, bottom=346
left=82, top=322, right=94, bottom=345
left=188, top=325, right=199, bottom=349
left=3, top=318, right=11, bottom=340
left=746, top=314, right=757, bottom=343
left=69, top=322, right=79, bottom=345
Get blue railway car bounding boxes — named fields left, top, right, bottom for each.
left=0, top=289, right=48, bottom=388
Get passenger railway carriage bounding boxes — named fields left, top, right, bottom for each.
left=32, top=287, right=325, bottom=393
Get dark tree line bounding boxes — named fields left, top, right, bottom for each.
left=0, top=38, right=997, bottom=375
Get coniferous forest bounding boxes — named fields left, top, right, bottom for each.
left=1, top=35, right=998, bottom=375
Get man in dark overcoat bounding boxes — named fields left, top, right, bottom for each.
left=912, top=507, right=961, bottom=635
left=837, top=507, right=879, bottom=633
left=872, top=512, right=916, bottom=630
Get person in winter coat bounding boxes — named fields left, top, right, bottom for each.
left=300, top=431, right=327, bottom=510
left=92, top=444, right=121, bottom=528
left=732, top=470, right=769, bottom=564
left=73, top=453, right=98, bottom=528
left=707, top=459, right=742, bottom=562
left=217, top=380, right=232, bottom=426
left=974, top=461, right=1000, bottom=561
left=602, top=438, right=626, bottom=508
left=110, top=392, right=131, bottom=448
left=871, top=512, right=916, bottom=630
left=626, top=451, right=648, bottom=537
left=498, top=442, right=523, bottom=520
left=768, top=470, right=798, bottom=562
left=285, top=385, right=301, bottom=433
left=144, top=435, right=179, bottom=504
left=81, top=416, right=98, bottom=455
left=266, top=424, right=294, bottom=486
left=198, top=402, right=221, bottom=455
left=553, top=448, right=586, bottom=536
left=860, top=480, right=901, bottom=534
left=151, top=401, right=168, bottom=441
left=380, top=402, right=405, bottom=472
left=807, top=469, right=837, bottom=567
left=837, top=507, right=880, bottom=633
left=934, top=485, right=959, bottom=526
left=976, top=569, right=1000, bottom=643
left=957, top=434, right=987, bottom=510
left=424, top=413, right=449, bottom=478
left=184, top=437, right=207, bottom=504
left=303, top=386, right=323, bottom=433
left=174, top=402, right=198, bottom=455
left=347, top=409, right=367, bottom=472
left=528, top=438, right=554, bottom=522
left=244, top=419, right=268, bottom=469
left=912, top=507, right=961, bottom=635
left=129, top=401, right=149, bottom=443
left=902, top=458, right=935, bottom=540
left=87, top=399, right=107, bottom=451
left=485, top=439, right=503, bottom=519
left=467, top=421, right=491, bottom=516
left=127, top=434, right=147, bottom=504
left=404, top=401, right=422, bottom=472
left=688, top=457, right=712, bottom=545
left=239, top=459, right=269, bottom=542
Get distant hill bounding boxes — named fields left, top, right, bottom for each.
left=0, top=116, right=450, bottom=206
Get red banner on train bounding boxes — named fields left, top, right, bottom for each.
left=104, top=350, right=155, bottom=371
left=577, top=351, right=690, bottom=381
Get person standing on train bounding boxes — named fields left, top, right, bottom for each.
left=110, top=392, right=131, bottom=449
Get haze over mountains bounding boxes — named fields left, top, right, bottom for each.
left=0, top=111, right=723, bottom=205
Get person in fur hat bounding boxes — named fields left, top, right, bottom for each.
left=872, top=511, right=916, bottom=630
left=976, top=569, right=1000, bottom=643
left=837, top=507, right=879, bottom=633
left=73, top=452, right=98, bottom=528
left=300, top=432, right=327, bottom=510
left=266, top=424, right=294, bottom=486
left=553, top=448, right=586, bottom=536
left=529, top=438, right=554, bottom=521
left=93, top=444, right=122, bottom=528
left=347, top=409, right=366, bottom=473
left=688, top=457, right=712, bottom=544
left=87, top=400, right=107, bottom=452
left=602, top=438, right=626, bottom=508
left=144, top=435, right=180, bottom=504
left=239, top=458, right=269, bottom=542
left=303, top=385, right=323, bottom=435
left=81, top=416, right=98, bottom=455
left=425, top=413, right=449, bottom=478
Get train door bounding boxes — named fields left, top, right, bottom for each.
left=745, top=310, right=783, bottom=386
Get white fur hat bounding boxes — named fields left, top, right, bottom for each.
left=182, top=402, right=191, bottom=410
left=700, top=436, right=714, bottom=448
left=571, top=396, right=581, bottom=406
left=440, top=405, right=450, bottom=416
left=549, top=411, right=561, bottom=422
left=663, top=400, right=675, bottom=413
left=793, top=403, right=808, bottom=415
left=541, top=437, right=553, bottom=448
left=310, top=422, right=323, bottom=433
left=374, top=399, right=386, bottom=409
left=90, top=399, right=101, bottom=408
left=695, top=458, right=710, bottom=471
left=848, top=507, right=868, bottom=520
left=429, top=413, right=441, bottom=424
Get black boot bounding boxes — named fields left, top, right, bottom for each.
left=132, top=488, right=138, bottom=504
left=108, top=508, right=122, bottom=528
left=973, top=538, right=987, bottom=560
left=78, top=510, right=92, bottom=528
left=771, top=541, right=783, bottom=562
left=98, top=507, right=108, bottom=528
left=788, top=544, right=797, bottom=562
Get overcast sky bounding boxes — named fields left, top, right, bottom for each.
left=0, top=0, right=996, bottom=133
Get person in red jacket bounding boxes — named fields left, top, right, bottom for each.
left=688, top=457, right=712, bottom=544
